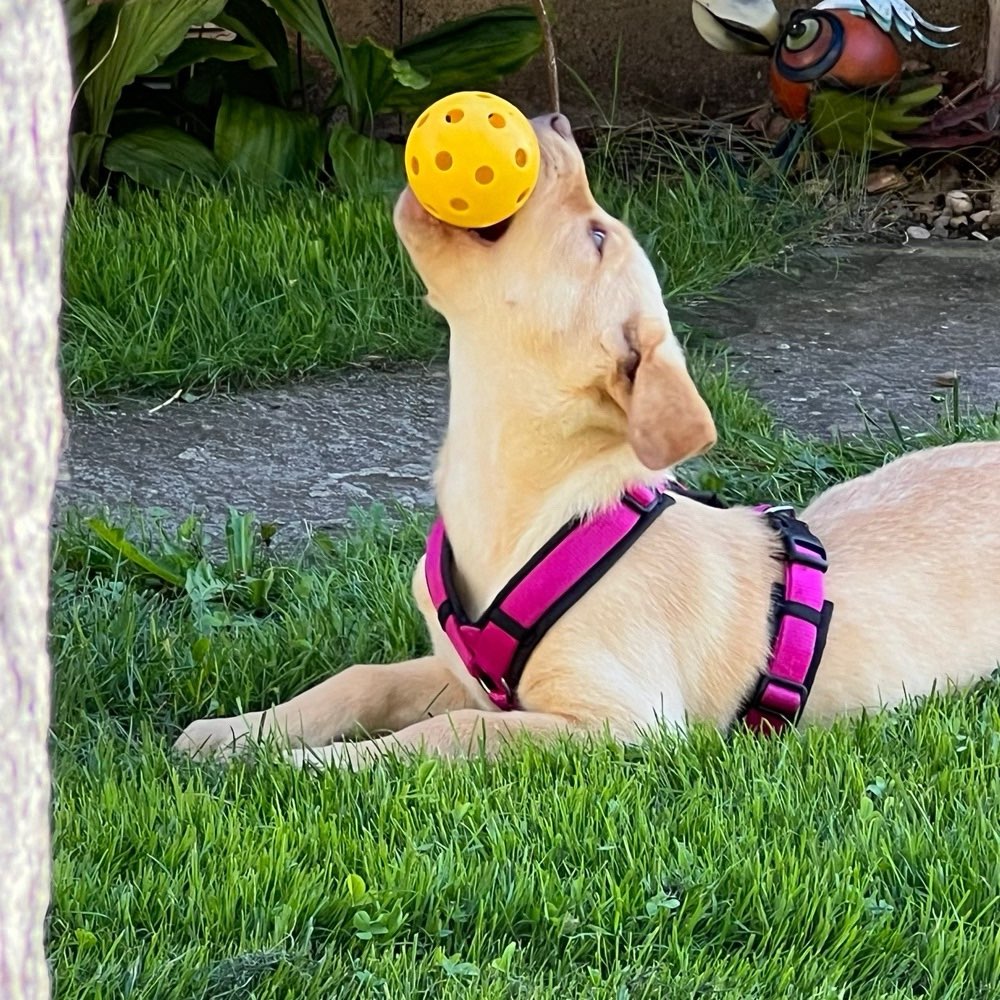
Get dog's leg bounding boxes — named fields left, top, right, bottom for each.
left=173, top=656, right=476, bottom=759
left=289, top=708, right=596, bottom=769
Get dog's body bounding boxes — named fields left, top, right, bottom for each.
left=176, top=115, right=1000, bottom=767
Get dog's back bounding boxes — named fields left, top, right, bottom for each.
left=800, top=441, right=1000, bottom=719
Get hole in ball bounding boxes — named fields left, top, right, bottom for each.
left=445, top=109, right=464, bottom=123
left=515, top=148, right=528, bottom=167
left=450, top=198, right=469, bottom=212
left=475, top=166, right=494, bottom=185
left=435, top=151, right=453, bottom=171
left=488, top=113, right=506, bottom=129
left=410, top=157, right=420, bottom=175
left=417, top=112, right=429, bottom=127
left=516, top=189, right=529, bottom=204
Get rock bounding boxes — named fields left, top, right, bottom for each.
left=930, top=224, right=950, bottom=239
left=972, top=231, right=989, bottom=242
left=945, top=190, right=974, bottom=215
left=949, top=215, right=969, bottom=228
left=971, top=209, right=991, bottom=224
left=906, top=225, right=931, bottom=240
left=989, top=211, right=1000, bottom=229
left=932, top=211, right=951, bottom=228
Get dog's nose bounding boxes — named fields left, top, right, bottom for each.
left=549, top=113, right=574, bottom=142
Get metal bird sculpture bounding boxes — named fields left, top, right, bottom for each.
left=691, top=0, right=968, bottom=153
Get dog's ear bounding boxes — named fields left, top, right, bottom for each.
left=606, top=315, right=716, bottom=470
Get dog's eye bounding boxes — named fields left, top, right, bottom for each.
left=590, top=227, right=606, bottom=254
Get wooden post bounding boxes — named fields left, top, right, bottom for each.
left=988, top=0, right=1000, bottom=89
left=0, top=1, right=71, bottom=997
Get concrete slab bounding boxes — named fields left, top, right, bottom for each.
left=686, top=242, right=1000, bottom=437
left=58, top=242, right=1000, bottom=536
left=60, top=368, right=448, bottom=536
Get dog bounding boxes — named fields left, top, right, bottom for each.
left=175, top=114, right=1000, bottom=768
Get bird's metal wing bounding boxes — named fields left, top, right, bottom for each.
left=814, top=0, right=959, bottom=47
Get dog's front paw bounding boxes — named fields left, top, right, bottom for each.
left=173, top=714, right=259, bottom=760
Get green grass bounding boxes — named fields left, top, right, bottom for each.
left=61, top=147, right=822, bottom=400
left=49, top=369, right=1000, bottom=999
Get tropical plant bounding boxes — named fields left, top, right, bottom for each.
left=251, top=1, right=544, bottom=192
left=67, top=0, right=323, bottom=190
left=63, top=0, right=542, bottom=193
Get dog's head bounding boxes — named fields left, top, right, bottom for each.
left=394, top=113, right=716, bottom=471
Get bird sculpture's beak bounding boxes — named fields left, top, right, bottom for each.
left=691, top=0, right=781, bottom=54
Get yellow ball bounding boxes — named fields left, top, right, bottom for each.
left=404, top=91, right=541, bottom=229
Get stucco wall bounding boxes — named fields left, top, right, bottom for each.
left=326, top=1, right=989, bottom=123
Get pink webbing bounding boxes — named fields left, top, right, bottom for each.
left=741, top=534, right=827, bottom=733
left=427, top=490, right=828, bottom=726
left=425, top=485, right=659, bottom=710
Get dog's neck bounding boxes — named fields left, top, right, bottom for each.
left=434, top=327, right=657, bottom=617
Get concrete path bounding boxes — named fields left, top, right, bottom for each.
left=686, top=241, right=1000, bottom=437
left=59, top=242, right=1000, bottom=536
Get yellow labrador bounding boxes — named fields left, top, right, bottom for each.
left=175, top=114, right=1000, bottom=767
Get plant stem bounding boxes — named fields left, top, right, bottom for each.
left=533, top=0, right=559, bottom=112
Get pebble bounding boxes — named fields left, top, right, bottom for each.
left=945, top=190, right=973, bottom=215
left=930, top=224, right=949, bottom=239
left=906, top=225, right=931, bottom=240
left=949, top=215, right=968, bottom=228
left=971, top=209, right=991, bottom=224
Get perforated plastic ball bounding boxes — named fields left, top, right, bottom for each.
left=404, top=91, right=541, bottom=229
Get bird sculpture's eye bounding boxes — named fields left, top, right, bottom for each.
left=784, top=17, right=821, bottom=51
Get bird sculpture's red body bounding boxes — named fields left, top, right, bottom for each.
left=768, top=8, right=903, bottom=121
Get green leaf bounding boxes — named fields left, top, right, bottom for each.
left=214, top=93, right=324, bottom=185
left=811, top=86, right=939, bottom=154
left=70, top=132, right=105, bottom=190
left=345, top=873, right=367, bottom=905
left=489, top=942, right=518, bottom=974
left=104, top=125, right=222, bottom=189
left=73, top=928, right=98, bottom=950
left=327, top=123, right=403, bottom=195
left=63, top=0, right=101, bottom=81
left=352, top=909, right=385, bottom=940
left=644, top=890, right=682, bottom=917
left=79, top=0, right=226, bottom=184
left=224, top=508, right=256, bottom=578
left=83, top=0, right=227, bottom=132
left=263, top=0, right=343, bottom=76
left=86, top=518, right=187, bottom=588
left=63, top=0, right=101, bottom=39
left=327, top=40, right=428, bottom=131
left=151, top=38, right=263, bottom=77
left=191, top=635, right=212, bottom=665
left=387, top=6, right=542, bottom=115
left=216, top=0, right=292, bottom=88
left=438, top=952, right=480, bottom=979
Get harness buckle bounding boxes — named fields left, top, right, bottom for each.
left=622, top=485, right=666, bottom=515
left=750, top=671, right=810, bottom=726
left=470, top=664, right=514, bottom=703
left=766, top=509, right=829, bottom=573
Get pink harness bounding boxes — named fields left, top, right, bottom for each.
left=425, top=483, right=833, bottom=734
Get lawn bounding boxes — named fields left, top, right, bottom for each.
left=50, top=366, right=1000, bottom=999
left=51, top=137, right=1000, bottom=998
left=60, top=140, right=821, bottom=401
